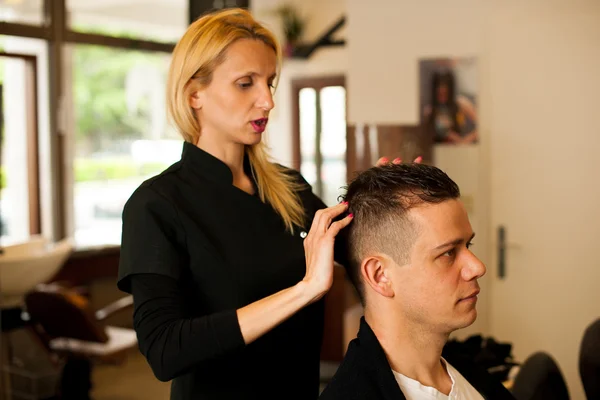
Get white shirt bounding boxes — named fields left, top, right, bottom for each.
left=392, top=358, right=484, bottom=400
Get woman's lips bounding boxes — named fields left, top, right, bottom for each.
left=251, top=118, right=268, bottom=133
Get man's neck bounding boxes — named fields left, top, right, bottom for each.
left=364, top=307, right=452, bottom=394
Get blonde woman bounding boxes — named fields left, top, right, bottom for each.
left=117, top=8, right=352, bottom=400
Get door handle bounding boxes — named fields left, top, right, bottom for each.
left=496, top=226, right=521, bottom=279
left=498, top=225, right=506, bottom=279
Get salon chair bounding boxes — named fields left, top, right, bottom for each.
left=24, top=283, right=136, bottom=400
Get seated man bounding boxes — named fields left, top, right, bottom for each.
left=320, top=163, right=514, bottom=400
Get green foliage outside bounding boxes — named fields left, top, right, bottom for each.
left=74, top=158, right=169, bottom=183
left=73, top=43, right=169, bottom=182
left=73, top=45, right=164, bottom=144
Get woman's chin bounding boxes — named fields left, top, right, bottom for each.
left=243, top=131, right=264, bottom=146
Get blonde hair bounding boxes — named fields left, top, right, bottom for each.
left=167, top=8, right=306, bottom=232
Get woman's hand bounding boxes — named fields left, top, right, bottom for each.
left=302, top=202, right=353, bottom=303
left=376, top=156, right=423, bottom=166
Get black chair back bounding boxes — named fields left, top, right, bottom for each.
left=511, top=352, right=569, bottom=400
left=580, top=318, right=600, bottom=400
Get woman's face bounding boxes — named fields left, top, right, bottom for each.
left=436, top=83, right=449, bottom=104
left=189, top=38, right=277, bottom=147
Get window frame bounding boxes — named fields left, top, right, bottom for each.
left=0, top=51, right=41, bottom=236
left=291, top=75, right=346, bottom=199
left=0, top=0, right=177, bottom=244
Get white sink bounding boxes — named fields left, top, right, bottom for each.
left=0, top=237, right=73, bottom=309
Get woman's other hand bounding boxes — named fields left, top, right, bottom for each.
left=302, top=202, right=353, bottom=302
left=375, top=156, right=423, bottom=166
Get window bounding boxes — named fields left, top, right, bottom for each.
left=319, top=86, right=347, bottom=206
left=293, top=77, right=347, bottom=207
left=70, top=45, right=180, bottom=246
left=0, top=0, right=45, bottom=26
left=0, top=55, right=38, bottom=244
left=299, top=88, right=317, bottom=185
left=66, top=0, right=188, bottom=43
left=0, top=35, right=49, bottom=246
left=0, top=0, right=184, bottom=247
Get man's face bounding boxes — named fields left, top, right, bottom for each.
left=390, top=199, right=486, bottom=334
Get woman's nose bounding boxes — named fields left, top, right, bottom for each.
left=257, top=85, right=275, bottom=110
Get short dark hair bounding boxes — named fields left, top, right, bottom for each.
left=336, top=163, right=460, bottom=303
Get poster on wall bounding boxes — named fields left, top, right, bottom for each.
left=419, top=57, right=478, bottom=145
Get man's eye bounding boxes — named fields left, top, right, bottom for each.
left=467, top=241, right=475, bottom=249
left=443, top=249, right=456, bottom=257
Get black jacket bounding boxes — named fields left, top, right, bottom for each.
left=119, top=142, right=338, bottom=399
left=319, top=318, right=516, bottom=400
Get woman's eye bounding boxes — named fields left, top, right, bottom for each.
left=238, top=80, right=252, bottom=88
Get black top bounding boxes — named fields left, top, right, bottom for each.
left=319, top=318, right=516, bottom=400
left=118, top=142, right=336, bottom=400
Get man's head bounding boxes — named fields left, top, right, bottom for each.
left=337, top=163, right=486, bottom=333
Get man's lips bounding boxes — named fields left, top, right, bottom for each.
left=459, top=289, right=480, bottom=302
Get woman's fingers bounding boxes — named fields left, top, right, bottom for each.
left=326, top=213, right=354, bottom=238
left=315, top=202, right=348, bottom=235
left=306, top=202, right=348, bottom=240
left=377, top=156, right=423, bottom=166
left=302, top=204, right=353, bottom=299
left=376, top=157, right=389, bottom=166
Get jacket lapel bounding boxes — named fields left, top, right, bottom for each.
left=443, top=353, right=516, bottom=400
left=357, top=318, right=407, bottom=400
left=357, top=318, right=515, bottom=400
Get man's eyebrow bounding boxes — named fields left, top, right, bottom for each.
left=433, top=232, right=476, bottom=251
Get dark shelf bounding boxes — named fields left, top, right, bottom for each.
left=290, top=16, right=346, bottom=59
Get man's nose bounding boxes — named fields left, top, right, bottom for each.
left=462, top=252, right=486, bottom=281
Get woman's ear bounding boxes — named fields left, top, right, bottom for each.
left=361, top=255, right=395, bottom=299
left=189, top=89, right=203, bottom=110
left=188, top=81, right=204, bottom=110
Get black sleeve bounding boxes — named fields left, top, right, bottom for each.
left=118, top=185, right=185, bottom=292
left=130, top=274, right=245, bottom=382
left=118, top=185, right=245, bottom=381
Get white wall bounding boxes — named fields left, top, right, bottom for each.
left=484, top=4, right=600, bottom=400
left=251, top=0, right=348, bottom=166
left=346, top=1, right=600, bottom=399
left=252, top=0, right=491, bottom=336
left=347, top=0, right=490, bottom=338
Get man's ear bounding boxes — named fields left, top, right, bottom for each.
left=361, top=255, right=395, bottom=298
